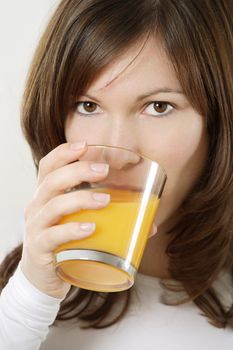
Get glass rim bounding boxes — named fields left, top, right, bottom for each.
left=87, top=143, right=167, bottom=178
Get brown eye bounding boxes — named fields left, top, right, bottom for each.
left=83, top=102, right=97, bottom=112
left=76, top=101, right=102, bottom=115
left=143, top=101, right=173, bottom=117
left=153, top=102, right=168, bottom=113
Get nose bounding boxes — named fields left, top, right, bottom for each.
left=101, top=117, right=141, bottom=169
left=101, top=146, right=141, bottom=170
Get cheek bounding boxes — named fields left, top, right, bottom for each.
left=65, top=114, right=106, bottom=144
left=146, top=113, right=208, bottom=226
left=65, top=115, right=74, bottom=141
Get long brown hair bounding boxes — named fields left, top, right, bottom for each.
left=0, top=0, right=233, bottom=329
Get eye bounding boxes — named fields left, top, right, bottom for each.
left=143, top=101, right=174, bottom=117
left=75, top=101, right=103, bottom=116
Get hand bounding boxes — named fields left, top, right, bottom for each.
left=20, top=141, right=110, bottom=299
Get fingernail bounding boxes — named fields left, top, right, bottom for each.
left=90, top=163, right=109, bottom=173
left=70, top=141, right=86, bottom=151
left=93, top=193, right=111, bottom=203
left=80, top=222, right=96, bottom=232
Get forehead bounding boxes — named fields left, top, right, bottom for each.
left=87, top=36, right=180, bottom=94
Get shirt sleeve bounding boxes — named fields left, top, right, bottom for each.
left=0, top=262, right=64, bottom=350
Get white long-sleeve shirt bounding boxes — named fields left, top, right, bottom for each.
left=0, top=262, right=232, bottom=350
left=0, top=262, right=63, bottom=350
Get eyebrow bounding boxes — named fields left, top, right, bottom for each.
left=135, top=88, right=184, bottom=100
left=80, top=88, right=185, bottom=103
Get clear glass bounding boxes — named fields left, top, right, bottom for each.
left=54, top=145, right=167, bottom=292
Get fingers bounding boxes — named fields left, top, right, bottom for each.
left=38, top=222, right=97, bottom=253
left=33, top=159, right=109, bottom=209
left=37, top=141, right=87, bottom=186
left=28, top=189, right=111, bottom=231
left=148, top=223, right=158, bottom=238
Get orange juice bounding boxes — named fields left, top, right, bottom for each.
left=54, top=187, right=159, bottom=291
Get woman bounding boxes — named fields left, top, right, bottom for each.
left=0, top=0, right=232, bottom=349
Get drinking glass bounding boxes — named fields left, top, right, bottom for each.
left=54, top=145, right=167, bottom=292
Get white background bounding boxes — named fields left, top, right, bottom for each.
left=0, top=0, right=59, bottom=261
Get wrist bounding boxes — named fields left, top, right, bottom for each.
left=19, top=259, right=71, bottom=299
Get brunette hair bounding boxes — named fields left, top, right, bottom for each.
left=1, top=0, right=233, bottom=329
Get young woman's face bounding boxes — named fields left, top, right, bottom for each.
left=65, top=36, right=208, bottom=230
